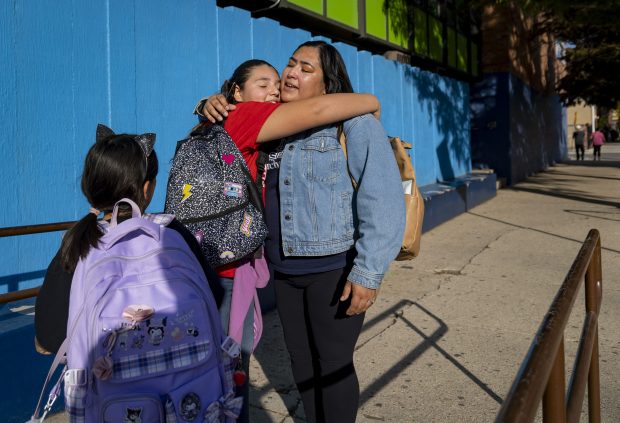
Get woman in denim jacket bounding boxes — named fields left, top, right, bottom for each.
left=201, top=41, right=405, bottom=423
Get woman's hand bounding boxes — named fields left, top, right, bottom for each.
left=195, top=94, right=236, bottom=123
left=340, top=281, right=377, bottom=316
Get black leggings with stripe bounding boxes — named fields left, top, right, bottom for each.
left=274, top=267, right=365, bottom=423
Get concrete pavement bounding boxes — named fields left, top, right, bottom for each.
left=45, top=143, right=620, bottom=422
left=248, top=143, right=620, bottom=422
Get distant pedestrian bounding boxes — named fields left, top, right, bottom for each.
left=591, top=130, right=606, bottom=160
left=585, top=123, right=592, bottom=148
left=572, top=124, right=586, bottom=160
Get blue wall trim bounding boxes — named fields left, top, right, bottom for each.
left=0, top=270, right=47, bottom=295
left=471, top=72, right=566, bottom=185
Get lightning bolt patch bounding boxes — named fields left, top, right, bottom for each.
left=181, top=183, right=193, bottom=202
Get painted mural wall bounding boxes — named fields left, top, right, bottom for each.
left=0, top=0, right=471, bottom=294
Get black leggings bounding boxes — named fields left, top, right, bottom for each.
left=275, top=268, right=365, bottom=423
left=593, top=145, right=601, bottom=159
left=575, top=144, right=585, bottom=160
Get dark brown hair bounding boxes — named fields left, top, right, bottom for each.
left=295, top=41, right=354, bottom=94
left=60, top=134, right=158, bottom=271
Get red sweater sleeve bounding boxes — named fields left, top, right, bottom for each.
left=223, top=101, right=281, bottom=181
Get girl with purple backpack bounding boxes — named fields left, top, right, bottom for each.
left=35, top=125, right=222, bottom=354
left=33, top=125, right=238, bottom=422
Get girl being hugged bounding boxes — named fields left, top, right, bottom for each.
left=200, top=41, right=406, bottom=423
left=193, top=58, right=384, bottom=423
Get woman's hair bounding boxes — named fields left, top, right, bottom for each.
left=220, top=59, right=278, bottom=104
left=295, top=41, right=354, bottom=94
left=60, top=133, right=159, bottom=271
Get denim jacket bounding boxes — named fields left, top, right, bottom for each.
left=278, top=114, right=405, bottom=289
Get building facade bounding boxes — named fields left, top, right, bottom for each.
left=470, top=3, right=567, bottom=185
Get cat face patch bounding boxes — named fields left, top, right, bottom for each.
left=124, top=407, right=142, bottom=423
left=180, top=392, right=201, bottom=421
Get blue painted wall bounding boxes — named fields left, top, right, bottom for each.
left=0, top=0, right=471, bottom=297
left=471, top=72, right=567, bottom=185
left=0, top=2, right=471, bottom=420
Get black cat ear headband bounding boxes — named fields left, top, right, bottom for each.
left=96, top=123, right=156, bottom=166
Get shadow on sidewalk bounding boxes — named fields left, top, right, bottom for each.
left=564, top=209, right=620, bottom=222
left=512, top=185, right=620, bottom=208
left=250, top=300, right=505, bottom=420
left=359, top=301, right=503, bottom=407
left=550, top=170, right=620, bottom=181
left=468, top=211, right=620, bottom=255
left=562, top=159, right=620, bottom=168
left=509, top=165, right=620, bottom=210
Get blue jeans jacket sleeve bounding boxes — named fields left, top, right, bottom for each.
left=344, top=115, right=406, bottom=289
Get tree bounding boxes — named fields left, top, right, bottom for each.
left=476, top=0, right=620, bottom=108
left=384, top=0, right=620, bottom=107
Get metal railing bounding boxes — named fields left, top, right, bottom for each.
left=0, top=223, right=606, bottom=421
left=0, top=220, right=75, bottom=305
left=0, top=221, right=74, bottom=238
left=496, top=229, right=603, bottom=422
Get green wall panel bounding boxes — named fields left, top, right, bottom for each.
left=387, top=0, right=408, bottom=48
left=327, top=0, right=358, bottom=29
left=365, top=0, right=386, bottom=39
left=413, top=8, right=427, bottom=56
left=471, top=42, right=478, bottom=76
left=289, top=0, right=323, bottom=15
left=457, top=32, right=467, bottom=71
left=429, top=16, right=443, bottom=62
left=447, top=27, right=456, bottom=67
left=388, top=18, right=408, bottom=48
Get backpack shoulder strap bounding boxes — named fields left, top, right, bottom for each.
left=255, top=150, right=269, bottom=189
left=29, top=338, right=69, bottom=421
left=337, top=124, right=358, bottom=190
left=143, top=213, right=175, bottom=227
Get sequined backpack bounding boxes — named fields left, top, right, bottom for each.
left=28, top=199, right=240, bottom=423
left=164, top=124, right=268, bottom=268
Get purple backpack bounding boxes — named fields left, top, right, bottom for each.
left=29, top=199, right=241, bottom=423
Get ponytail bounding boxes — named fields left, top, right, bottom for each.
left=59, top=126, right=159, bottom=272
left=60, top=212, right=103, bottom=272
left=220, top=79, right=237, bottom=104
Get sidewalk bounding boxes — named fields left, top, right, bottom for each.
left=44, top=144, right=620, bottom=422
left=248, top=143, right=620, bottom=422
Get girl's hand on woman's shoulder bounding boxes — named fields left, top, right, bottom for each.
left=195, top=94, right=236, bottom=123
